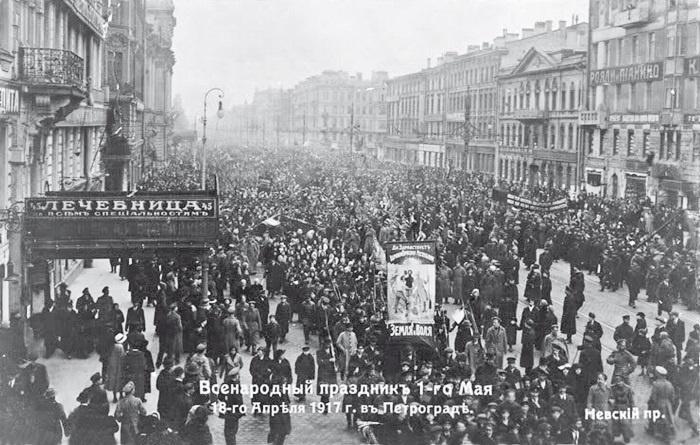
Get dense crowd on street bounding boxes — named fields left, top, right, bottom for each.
left=0, top=144, right=698, bottom=445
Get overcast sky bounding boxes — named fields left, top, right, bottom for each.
left=171, top=0, right=588, bottom=116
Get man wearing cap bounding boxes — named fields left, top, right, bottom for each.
left=115, top=381, right=147, bottom=444
left=243, top=302, right=263, bottom=352
left=294, top=346, right=315, bottom=402
left=583, top=312, right=603, bottom=351
left=300, top=296, right=315, bottom=345
left=610, top=375, right=635, bottom=443
left=607, top=340, right=636, bottom=386
left=222, top=306, right=244, bottom=355
left=17, top=352, right=49, bottom=404
left=485, top=316, right=507, bottom=368
left=336, top=323, right=357, bottom=380
left=219, top=368, right=245, bottom=445
left=613, top=315, right=634, bottom=347
left=666, top=311, right=686, bottom=364
left=275, top=295, right=292, bottom=343
left=78, top=372, right=109, bottom=415
left=647, top=366, right=676, bottom=441
left=191, top=343, right=212, bottom=380
left=156, top=356, right=176, bottom=421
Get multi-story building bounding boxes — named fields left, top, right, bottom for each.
left=497, top=47, right=587, bottom=189
left=385, top=20, right=588, bottom=176
left=0, top=0, right=110, bottom=324
left=584, top=0, right=700, bottom=209
left=289, top=70, right=387, bottom=152
left=143, top=0, right=175, bottom=164
left=103, top=0, right=148, bottom=191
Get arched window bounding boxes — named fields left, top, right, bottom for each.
left=611, top=174, right=619, bottom=198
left=535, top=80, right=541, bottom=110
left=544, top=79, right=550, bottom=110
left=551, top=79, right=558, bottom=110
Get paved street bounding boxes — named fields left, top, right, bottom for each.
left=31, top=256, right=700, bottom=445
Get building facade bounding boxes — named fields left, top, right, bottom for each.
left=497, top=47, right=587, bottom=189
left=585, top=0, right=700, bottom=209
left=0, top=0, right=177, bottom=326
left=384, top=20, right=588, bottom=175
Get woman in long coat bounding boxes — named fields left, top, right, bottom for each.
left=34, top=389, right=69, bottom=445
left=560, top=287, right=578, bottom=343
left=122, top=345, right=147, bottom=400
left=520, top=318, right=535, bottom=373
left=499, top=280, right=518, bottom=349
left=222, top=308, right=243, bottom=353
left=436, top=264, right=453, bottom=305
left=268, top=376, right=292, bottom=444
left=105, top=335, right=126, bottom=402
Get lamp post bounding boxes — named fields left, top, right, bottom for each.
left=201, top=88, right=224, bottom=190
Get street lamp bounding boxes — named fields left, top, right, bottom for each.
left=201, top=88, right=224, bottom=190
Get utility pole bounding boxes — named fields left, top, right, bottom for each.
left=302, top=112, right=306, bottom=146
left=349, top=101, right=355, bottom=153
left=464, top=86, right=471, bottom=171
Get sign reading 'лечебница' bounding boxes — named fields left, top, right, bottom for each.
left=24, top=193, right=219, bottom=259
left=26, top=197, right=216, bottom=217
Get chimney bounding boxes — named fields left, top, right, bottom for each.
left=545, top=20, right=553, bottom=32
left=356, top=72, right=363, bottom=81
left=467, top=45, right=481, bottom=52
left=482, top=42, right=490, bottom=50
left=522, top=28, right=535, bottom=38
left=427, top=58, right=431, bottom=69
left=559, top=20, right=567, bottom=30
left=534, top=21, right=546, bottom=34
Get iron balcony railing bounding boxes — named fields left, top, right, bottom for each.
left=19, top=47, right=85, bottom=89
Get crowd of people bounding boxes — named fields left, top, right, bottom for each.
left=0, top=144, right=698, bottom=445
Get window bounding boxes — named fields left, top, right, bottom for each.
left=648, top=32, right=656, bottom=61
left=645, top=82, right=653, bottom=110
left=675, top=130, right=681, bottom=160
left=660, top=130, right=666, bottom=158
left=613, top=129, right=620, bottom=154
left=643, top=131, right=650, bottom=157
left=611, top=174, right=619, bottom=198
left=599, top=129, right=606, bottom=155
left=630, top=83, right=636, bottom=109
left=693, top=131, right=700, bottom=162
left=627, top=129, right=635, bottom=155
left=632, top=35, right=638, bottom=63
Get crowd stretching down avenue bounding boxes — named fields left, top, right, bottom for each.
left=1, top=144, right=697, bottom=445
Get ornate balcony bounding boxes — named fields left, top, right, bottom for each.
left=18, top=47, right=87, bottom=126
left=19, top=47, right=85, bottom=90
left=579, top=110, right=607, bottom=127
left=613, top=3, right=651, bottom=29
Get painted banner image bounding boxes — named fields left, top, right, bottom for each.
left=385, top=241, right=436, bottom=341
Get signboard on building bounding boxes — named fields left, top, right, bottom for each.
left=24, top=192, right=219, bottom=259
left=385, top=241, right=436, bottom=346
left=684, top=114, right=700, bottom=125
left=608, top=114, right=660, bottom=124
left=0, top=86, right=19, bottom=114
left=684, top=56, right=700, bottom=77
left=590, top=62, right=663, bottom=86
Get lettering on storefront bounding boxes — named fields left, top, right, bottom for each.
left=684, top=114, right=700, bottom=125
left=590, top=62, right=663, bottom=86
left=0, top=87, right=19, bottom=114
left=608, top=114, right=660, bottom=124
left=685, top=56, right=700, bottom=77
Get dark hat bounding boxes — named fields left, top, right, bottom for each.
left=622, top=315, right=630, bottom=320
left=588, top=312, right=596, bottom=319
left=506, top=356, right=516, bottom=362
left=90, top=372, right=102, bottom=383
left=636, top=312, right=646, bottom=317
left=163, top=356, right=174, bottom=367
left=302, top=346, right=310, bottom=351
left=671, top=311, right=679, bottom=316
left=275, top=349, right=286, bottom=359
left=102, top=286, right=109, bottom=293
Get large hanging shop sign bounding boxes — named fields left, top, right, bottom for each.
left=24, top=192, right=219, bottom=259
left=385, top=241, right=436, bottom=347
left=590, top=62, right=663, bottom=86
